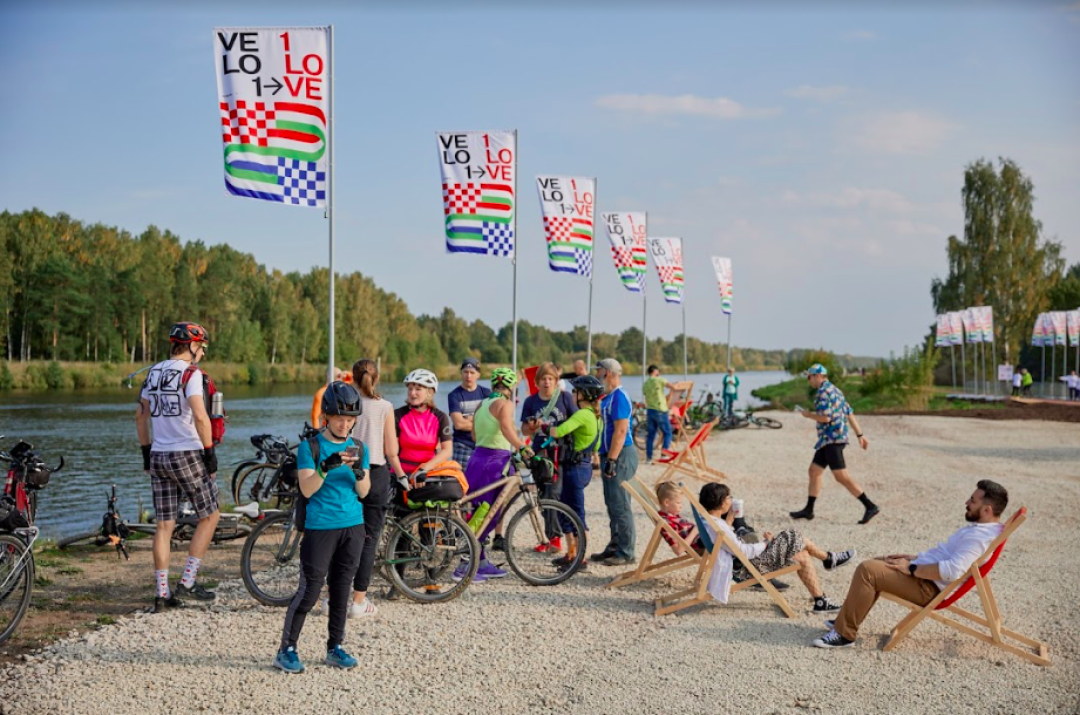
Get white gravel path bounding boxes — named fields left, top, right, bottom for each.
left=3, top=414, right=1078, bottom=714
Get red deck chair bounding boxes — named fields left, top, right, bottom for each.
left=654, top=421, right=726, bottom=485
left=880, top=507, right=1050, bottom=665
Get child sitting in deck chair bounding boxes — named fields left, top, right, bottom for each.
left=656, top=481, right=760, bottom=556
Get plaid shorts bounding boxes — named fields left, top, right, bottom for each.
left=150, top=450, right=219, bottom=522
left=452, top=441, right=476, bottom=470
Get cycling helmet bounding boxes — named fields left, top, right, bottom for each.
left=321, top=381, right=362, bottom=417
left=169, top=322, right=210, bottom=344
left=570, top=374, right=605, bottom=402
left=403, top=368, right=439, bottom=392
left=490, top=367, right=518, bottom=389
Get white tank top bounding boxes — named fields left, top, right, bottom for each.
left=352, top=395, right=393, bottom=465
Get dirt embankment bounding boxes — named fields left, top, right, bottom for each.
left=866, top=399, right=1080, bottom=424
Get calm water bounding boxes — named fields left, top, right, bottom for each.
left=0, top=369, right=786, bottom=539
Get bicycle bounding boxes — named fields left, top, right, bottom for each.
left=744, top=409, right=783, bottom=430
left=231, top=425, right=320, bottom=508
left=240, top=484, right=480, bottom=607
left=57, top=485, right=133, bottom=559
left=0, top=437, right=64, bottom=646
left=461, top=452, right=586, bottom=585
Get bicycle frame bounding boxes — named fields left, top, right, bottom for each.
left=0, top=526, right=38, bottom=594
left=460, top=472, right=546, bottom=544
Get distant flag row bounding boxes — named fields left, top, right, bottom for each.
left=1032, top=310, right=1080, bottom=347
left=648, top=237, right=685, bottom=304
left=934, top=306, right=994, bottom=346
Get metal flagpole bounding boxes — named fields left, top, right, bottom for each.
left=586, top=273, right=594, bottom=367
left=586, top=180, right=595, bottom=367
left=950, top=345, right=956, bottom=390
left=1041, top=344, right=1046, bottom=397
left=682, top=301, right=688, bottom=381
left=642, top=291, right=647, bottom=383
left=326, top=24, right=336, bottom=385
left=725, top=314, right=732, bottom=370
left=511, top=129, right=519, bottom=379
left=961, top=339, right=966, bottom=396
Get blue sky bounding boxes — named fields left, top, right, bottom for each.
left=2, top=2, right=1078, bottom=357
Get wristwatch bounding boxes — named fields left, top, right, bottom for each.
left=908, top=562, right=918, bottom=577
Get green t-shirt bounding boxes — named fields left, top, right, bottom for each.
left=553, top=407, right=603, bottom=451
left=643, top=376, right=668, bottom=411
left=1021, top=372, right=1033, bottom=387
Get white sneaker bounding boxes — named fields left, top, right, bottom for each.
left=347, top=598, right=378, bottom=619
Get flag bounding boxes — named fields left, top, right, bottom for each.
left=711, top=257, right=733, bottom=315
left=935, top=314, right=950, bottom=347
left=948, top=312, right=964, bottom=346
left=1051, top=311, right=1068, bottom=346
left=602, top=212, right=647, bottom=293
left=437, top=131, right=516, bottom=256
left=214, top=28, right=329, bottom=208
left=979, top=306, right=994, bottom=342
left=1032, top=313, right=1046, bottom=347
left=648, top=237, right=684, bottom=304
left=1067, top=310, right=1080, bottom=348
left=536, top=176, right=595, bottom=278
left=963, top=308, right=981, bottom=343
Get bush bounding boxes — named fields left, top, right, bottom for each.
left=247, top=362, right=264, bottom=386
left=24, top=363, right=48, bottom=389
left=0, top=362, right=13, bottom=390
left=784, top=348, right=845, bottom=396
left=861, top=344, right=939, bottom=410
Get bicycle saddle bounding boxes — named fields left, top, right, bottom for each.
left=233, top=502, right=260, bottom=519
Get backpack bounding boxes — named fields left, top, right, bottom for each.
left=401, top=461, right=467, bottom=507
left=181, top=365, right=226, bottom=445
left=294, top=435, right=366, bottom=533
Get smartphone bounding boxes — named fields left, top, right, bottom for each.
left=344, top=446, right=360, bottom=459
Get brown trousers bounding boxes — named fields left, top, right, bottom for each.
left=835, top=559, right=940, bottom=640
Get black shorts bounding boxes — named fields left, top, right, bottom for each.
left=812, top=443, right=847, bottom=471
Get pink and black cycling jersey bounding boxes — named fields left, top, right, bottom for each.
left=394, top=405, right=452, bottom=474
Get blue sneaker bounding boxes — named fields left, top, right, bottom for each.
left=476, top=559, right=508, bottom=579
left=325, top=645, right=358, bottom=669
left=274, top=647, right=305, bottom=674
left=451, top=562, right=487, bottom=583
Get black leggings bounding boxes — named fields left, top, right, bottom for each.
left=280, top=524, right=364, bottom=652
left=353, top=464, right=392, bottom=593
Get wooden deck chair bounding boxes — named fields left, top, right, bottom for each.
left=606, top=476, right=705, bottom=589
left=666, top=381, right=694, bottom=448
left=654, top=421, right=726, bottom=485
left=880, top=507, right=1050, bottom=666
left=654, top=486, right=799, bottom=617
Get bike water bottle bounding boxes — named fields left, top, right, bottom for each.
left=467, top=503, right=490, bottom=533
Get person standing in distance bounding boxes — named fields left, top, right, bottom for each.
left=136, top=322, right=221, bottom=612
left=642, top=365, right=672, bottom=464
left=790, top=364, right=879, bottom=525
left=447, top=358, right=490, bottom=469
left=590, top=358, right=638, bottom=566
left=722, top=367, right=740, bottom=418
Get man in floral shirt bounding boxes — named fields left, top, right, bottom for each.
left=790, top=364, right=880, bottom=525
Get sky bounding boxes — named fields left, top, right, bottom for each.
left=2, top=1, right=1078, bottom=358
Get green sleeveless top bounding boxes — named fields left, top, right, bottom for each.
left=474, top=394, right=512, bottom=451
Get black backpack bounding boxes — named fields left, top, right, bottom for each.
left=293, top=435, right=365, bottom=534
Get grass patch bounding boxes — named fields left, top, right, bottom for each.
left=95, top=615, right=117, bottom=626
left=34, top=575, right=53, bottom=588
left=35, top=557, right=65, bottom=568
left=200, top=580, right=219, bottom=589
left=66, top=592, right=104, bottom=603
left=56, top=566, right=83, bottom=576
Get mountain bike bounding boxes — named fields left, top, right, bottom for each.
left=744, top=409, right=783, bottom=429
left=0, top=437, right=64, bottom=646
left=57, top=485, right=132, bottom=559
left=240, top=486, right=480, bottom=607
left=231, top=425, right=319, bottom=508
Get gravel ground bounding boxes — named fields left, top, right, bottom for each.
left=2, top=414, right=1078, bottom=715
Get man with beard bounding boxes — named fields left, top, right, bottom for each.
left=812, top=480, right=1008, bottom=649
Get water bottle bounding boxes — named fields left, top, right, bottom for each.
left=211, top=392, right=224, bottom=417
left=467, top=503, right=490, bottom=533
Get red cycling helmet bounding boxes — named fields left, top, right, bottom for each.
left=169, top=322, right=210, bottom=344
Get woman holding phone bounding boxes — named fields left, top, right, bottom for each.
left=274, top=381, right=370, bottom=675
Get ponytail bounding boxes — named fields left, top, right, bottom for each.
left=352, top=358, right=381, bottom=400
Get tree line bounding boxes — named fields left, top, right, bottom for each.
left=0, top=208, right=876, bottom=380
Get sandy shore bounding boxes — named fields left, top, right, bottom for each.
left=2, top=414, right=1078, bottom=714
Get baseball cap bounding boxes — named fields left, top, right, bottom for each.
left=594, top=358, right=623, bottom=375
left=802, top=363, right=828, bottom=377
left=460, top=357, right=480, bottom=371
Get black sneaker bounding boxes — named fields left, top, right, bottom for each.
left=812, top=595, right=843, bottom=613
left=174, top=582, right=216, bottom=601
left=384, top=586, right=403, bottom=601
left=590, top=548, right=617, bottom=562
left=812, top=629, right=854, bottom=649
left=491, top=534, right=506, bottom=551
left=551, top=555, right=573, bottom=567
left=858, top=505, right=881, bottom=525
left=603, top=556, right=635, bottom=567
left=154, top=595, right=183, bottom=613
left=789, top=508, right=815, bottom=520
left=823, top=549, right=856, bottom=571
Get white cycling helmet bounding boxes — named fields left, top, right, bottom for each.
left=403, top=368, right=439, bottom=392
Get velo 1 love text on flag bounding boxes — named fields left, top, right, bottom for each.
left=536, top=176, right=595, bottom=277
left=602, top=213, right=648, bottom=293
left=711, top=256, right=733, bottom=315
left=213, top=28, right=329, bottom=208
left=437, top=131, right=516, bottom=257
left=648, top=237, right=685, bottom=304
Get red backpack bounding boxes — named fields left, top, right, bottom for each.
left=181, top=365, right=226, bottom=445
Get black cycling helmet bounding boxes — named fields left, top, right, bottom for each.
left=169, top=322, right=210, bottom=344
left=570, top=374, right=604, bottom=402
left=321, top=381, right=362, bottom=417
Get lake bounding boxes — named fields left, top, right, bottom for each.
left=0, top=369, right=788, bottom=538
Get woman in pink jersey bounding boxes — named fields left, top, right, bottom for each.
left=389, top=368, right=453, bottom=480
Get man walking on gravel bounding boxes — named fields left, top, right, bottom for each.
left=790, top=364, right=879, bottom=525
left=136, top=322, right=221, bottom=612
left=590, top=358, right=638, bottom=566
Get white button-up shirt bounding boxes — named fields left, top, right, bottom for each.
left=913, top=522, right=1004, bottom=590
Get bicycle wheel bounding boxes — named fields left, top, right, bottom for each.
left=58, top=531, right=108, bottom=549
left=504, top=498, right=586, bottom=586
left=632, top=422, right=663, bottom=454
left=241, top=511, right=302, bottom=607
left=0, top=534, right=34, bottom=646
left=233, top=463, right=280, bottom=506
left=383, top=509, right=479, bottom=604
left=753, top=416, right=783, bottom=429
left=229, top=460, right=261, bottom=504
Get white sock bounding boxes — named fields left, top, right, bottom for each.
left=155, top=570, right=170, bottom=598
left=180, top=556, right=202, bottom=589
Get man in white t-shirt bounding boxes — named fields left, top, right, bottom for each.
left=1011, top=369, right=1022, bottom=396
left=136, top=322, right=221, bottom=613
left=813, top=479, right=1009, bottom=649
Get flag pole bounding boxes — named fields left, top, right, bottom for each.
left=326, top=23, right=335, bottom=385
left=682, top=300, right=688, bottom=381
left=586, top=180, right=595, bottom=368
left=950, top=344, right=956, bottom=391
left=725, top=313, right=732, bottom=371
left=642, top=290, right=647, bottom=384
left=961, top=338, right=966, bottom=396
left=586, top=272, right=594, bottom=367
left=511, top=129, right=519, bottom=382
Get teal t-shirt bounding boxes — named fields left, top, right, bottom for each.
left=296, top=432, right=369, bottom=530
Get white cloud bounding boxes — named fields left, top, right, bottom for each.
left=594, top=93, right=781, bottom=120
left=845, top=30, right=878, bottom=41
left=847, top=111, right=958, bottom=155
left=785, top=84, right=849, bottom=102
left=781, top=187, right=914, bottom=213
